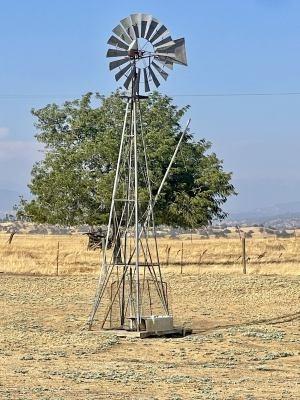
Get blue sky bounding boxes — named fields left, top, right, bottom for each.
left=0, top=0, right=299, bottom=213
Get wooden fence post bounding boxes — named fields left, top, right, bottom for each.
left=56, top=241, right=60, bottom=276
left=198, top=249, right=208, bottom=273
left=242, top=236, right=247, bottom=274
left=166, top=245, right=171, bottom=266
left=180, top=241, right=184, bottom=275
left=7, top=231, right=16, bottom=245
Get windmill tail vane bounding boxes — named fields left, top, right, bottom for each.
left=87, top=13, right=189, bottom=336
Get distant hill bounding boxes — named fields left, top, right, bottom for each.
left=227, top=201, right=300, bottom=228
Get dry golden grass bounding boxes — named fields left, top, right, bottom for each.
left=1, top=232, right=299, bottom=398
left=0, top=233, right=299, bottom=276
left=1, top=271, right=299, bottom=399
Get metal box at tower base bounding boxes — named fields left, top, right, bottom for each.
left=144, top=316, right=174, bottom=332
left=127, top=315, right=174, bottom=332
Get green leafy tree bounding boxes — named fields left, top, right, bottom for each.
left=17, top=91, right=236, bottom=228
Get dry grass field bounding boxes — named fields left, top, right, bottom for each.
left=1, top=232, right=300, bottom=276
left=0, top=233, right=299, bottom=399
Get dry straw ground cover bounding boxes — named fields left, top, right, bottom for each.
left=0, top=233, right=299, bottom=399
left=1, top=233, right=300, bottom=276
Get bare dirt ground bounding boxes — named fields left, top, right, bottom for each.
left=1, top=270, right=299, bottom=399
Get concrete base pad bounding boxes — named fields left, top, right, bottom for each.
left=99, top=327, right=192, bottom=339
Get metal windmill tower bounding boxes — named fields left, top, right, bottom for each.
left=87, top=13, right=190, bottom=336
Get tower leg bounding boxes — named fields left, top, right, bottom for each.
left=133, top=98, right=140, bottom=331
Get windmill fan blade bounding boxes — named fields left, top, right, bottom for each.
left=154, top=55, right=174, bottom=70
left=109, top=57, right=130, bottom=71
left=115, top=63, right=132, bottom=81
left=124, top=69, right=134, bottom=89
left=141, top=20, right=147, bottom=38
left=153, top=36, right=174, bottom=49
left=128, top=39, right=138, bottom=51
left=148, top=65, right=160, bottom=88
left=107, top=49, right=129, bottom=58
left=107, top=35, right=129, bottom=50
left=130, top=13, right=142, bottom=38
left=152, top=61, right=168, bottom=80
left=112, top=24, right=132, bottom=45
left=140, top=14, right=152, bottom=38
left=144, top=69, right=150, bottom=92
left=120, top=16, right=136, bottom=40
left=149, top=25, right=169, bottom=44
left=145, top=18, right=159, bottom=40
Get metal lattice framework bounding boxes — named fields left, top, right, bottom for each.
left=87, top=14, right=188, bottom=332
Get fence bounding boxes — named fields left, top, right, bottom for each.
left=0, top=233, right=299, bottom=275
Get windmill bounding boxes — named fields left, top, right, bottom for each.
left=87, top=13, right=190, bottom=337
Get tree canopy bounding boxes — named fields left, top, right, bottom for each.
left=17, top=91, right=236, bottom=228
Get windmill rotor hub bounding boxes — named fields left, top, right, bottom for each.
left=128, top=48, right=145, bottom=59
